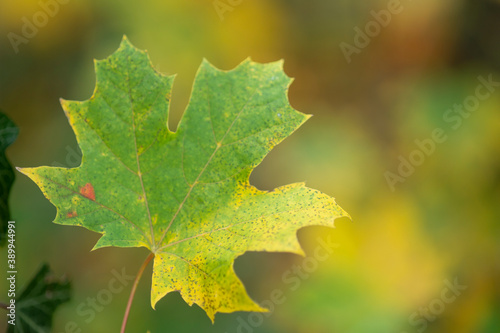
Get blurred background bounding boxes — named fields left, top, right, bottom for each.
left=1, top=0, right=499, bottom=332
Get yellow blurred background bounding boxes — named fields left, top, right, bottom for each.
left=1, top=0, right=499, bottom=332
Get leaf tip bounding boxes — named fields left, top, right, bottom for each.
left=275, top=58, right=285, bottom=68
left=331, top=199, right=352, bottom=225
left=151, top=294, right=159, bottom=311
left=120, top=34, right=131, bottom=47
left=200, top=58, right=218, bottom=73
left=118, top=35, right=144, bottom=56
left=59, top=98, right=72, bottom=112
left=15, top=166, right=31, bottom=177
left=302, top=113, right=313, bottom=123
left=342, top=210, right=353, bottom=222
left=59, top=97, right=68, bottom=106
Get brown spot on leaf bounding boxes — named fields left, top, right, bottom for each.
left=80, top=183, right=96, bottom=201
left=67, top=211, right=77, bottom=218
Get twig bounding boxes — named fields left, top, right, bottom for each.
left=120, top=253, right=154, bottom=333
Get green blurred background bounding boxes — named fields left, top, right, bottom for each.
left=1, top=0, right=499, bottom=332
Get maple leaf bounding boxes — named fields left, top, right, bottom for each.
left=0, top=112, right=18, bottom=247
left=19, top=37, right=349, bottom=320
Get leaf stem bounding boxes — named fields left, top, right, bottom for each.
left=0, top=302, right=8, bottom=310
left=120, top=253, right=154, bottom=333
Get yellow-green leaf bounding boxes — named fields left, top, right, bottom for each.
left=19, top=37, right=348, bottom=320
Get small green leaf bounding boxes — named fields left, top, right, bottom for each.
left=19, top=37, right=349, bottom=320
left=7, top=264, right=71, bottom=333
left=0, top=112, right=18, bottom=247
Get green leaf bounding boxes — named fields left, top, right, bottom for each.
left=7, top=264, right=71, bottom=333
left=0, top=112, right=18, bottom=247
left=19, top=37, right=349, bottom=320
